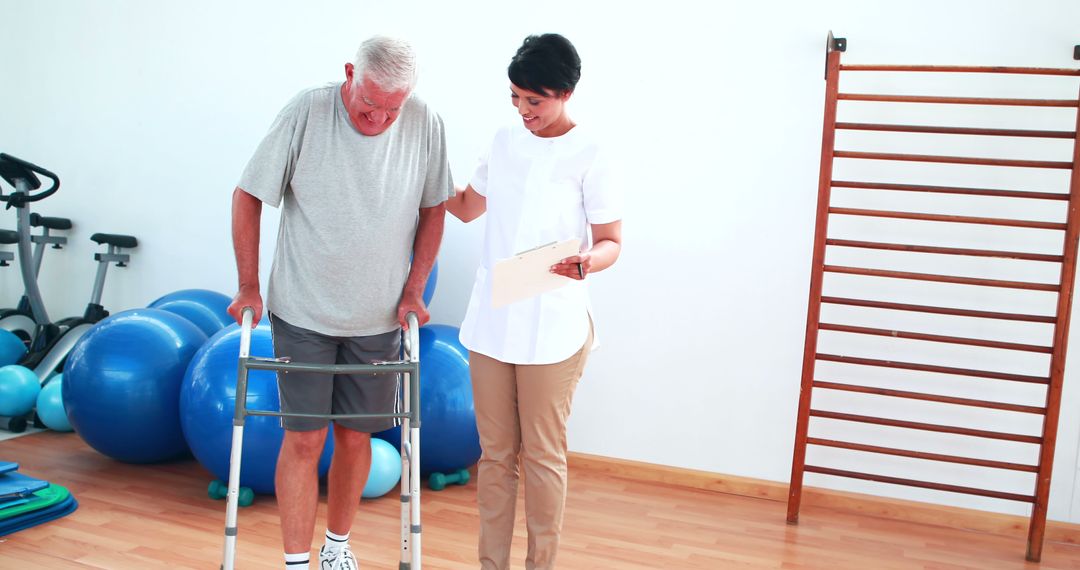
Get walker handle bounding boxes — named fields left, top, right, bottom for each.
left=404, top=311, right=419, bottom=362
left=239, top=307, right=254, bottom=359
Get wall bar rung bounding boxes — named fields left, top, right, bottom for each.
left=838, top=93, right=1078, bottom=107
left=806, top=437, right=1041, bottom=472
left=816, top=353, right=1051, bottom=384
left=836, top=122, right=1078, bottom=139
left=839, top=64, right=1080, bottom=77
left=829, top=207, right=1067, bottom=229
left=818, top=322, right=1054, bottom=352
left=824, top=265, right=1061, bottom=291
left=809, top=409, right=1043, bottom=443
left=820, top=296, right=1057, bottom=323
left=832, top=180, right=1070, bottom=201
left=812, top=380, right=1047, bottom=414
left=804, top=465, right=1036, bottom=502
left=826, top=238, right=1064, bottom=262
left=834, top=150, right=1073, bottom=169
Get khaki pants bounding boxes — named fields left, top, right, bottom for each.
left=470, top=327, right=593, bottom=570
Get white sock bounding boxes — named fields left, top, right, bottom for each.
left=284, top=551, right=309, bottom=569
left=324, top=529, right=350, bottom=556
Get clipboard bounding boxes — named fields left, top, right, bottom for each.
left=491, top=238, right=581, bottom=308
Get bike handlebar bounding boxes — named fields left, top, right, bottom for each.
left=0, top=153, right=61, bottom=205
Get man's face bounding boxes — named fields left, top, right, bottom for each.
left=342, top=63, right=409, bottom=136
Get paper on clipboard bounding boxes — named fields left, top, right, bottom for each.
left=491, top=238, right=581, bottom=308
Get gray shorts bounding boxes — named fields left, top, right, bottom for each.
left=270, top=314, right=400, bottom=433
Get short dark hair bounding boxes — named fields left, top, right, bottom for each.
left=507, top=34, right=581, bottom=96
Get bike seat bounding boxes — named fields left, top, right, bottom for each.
left=91, top=233, right=138, bottom=249
left=0, top=230, right=17, bottom=244
left=29, top=213, right=72, bottom=230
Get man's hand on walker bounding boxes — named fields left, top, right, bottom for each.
left=397, top=293, right=430, bottom=329
left=228, top=286, right=263, bottom=325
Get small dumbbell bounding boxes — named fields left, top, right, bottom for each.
left=208, top=479, right=255, bottom=507
left=429, top=469, right=470, bottom=491
left=0, top=416, right=27, bottom=433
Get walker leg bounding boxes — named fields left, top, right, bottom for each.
left=221, top=424, right=246, bottom=570
left=400, top=373, right=412, bottom=569
left=410, top=425, right=421, bottom=569
left=400, top=427, right=411, bottom=569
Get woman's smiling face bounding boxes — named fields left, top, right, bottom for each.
left=510, top=84, right=572, bottom=138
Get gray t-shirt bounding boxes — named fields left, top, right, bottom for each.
left=238, top=83, right=453, bottom=336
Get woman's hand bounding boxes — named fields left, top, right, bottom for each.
left=551, top=251, right=591, bottom=280
left=550, top=221, right=623, bottom=281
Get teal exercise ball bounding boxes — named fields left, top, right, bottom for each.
left=0, top=329, right=27, bottom=366
left=36, top=375, right=71, bottom=432
left=363, top=437, right=402, bottom=499
left=0, top=365, right=39, bottom=417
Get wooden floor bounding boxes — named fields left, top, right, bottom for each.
left=2, top=432, right=1080, bottom=569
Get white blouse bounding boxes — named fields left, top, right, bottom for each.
left=459, top=123, right=622, bottom=365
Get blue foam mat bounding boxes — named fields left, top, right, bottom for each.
left=0, top=495, right=78, bottom=536
left=0, top=471, right=48, bottom=500
left=0, top=496, right=29, bottom=510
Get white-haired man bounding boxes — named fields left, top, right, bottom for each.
left=228, top=36, right=452, bottom=570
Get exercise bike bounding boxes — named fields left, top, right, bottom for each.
left=0, top=153, right=138, bottom=432
left=0, top=213, right=73, bottom=345
left=0, top=230, right=14, bottom=270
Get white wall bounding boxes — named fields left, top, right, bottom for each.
left=3, top=0, right=1080, bottom=521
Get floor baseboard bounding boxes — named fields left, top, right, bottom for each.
left=567, top=451, right=1080, bottom=544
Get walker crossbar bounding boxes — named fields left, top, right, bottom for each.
left=221, top=308, right=423, bottom=570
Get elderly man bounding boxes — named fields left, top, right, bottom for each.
left=228, top=36, right=452, bottom=570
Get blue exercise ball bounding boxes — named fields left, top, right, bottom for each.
left=423, top=260, right=438, bottom=306
left=410, top=256, right=438, bottom=307
left=63, top=309, right=208, bottom=463
left=180, top=323, right=334, bottom=495
left=363, top=437, right=402, bottom=499
left=149, top=289, right=233, bottom=338
left=376, top=324, right=479, bottom=476
left=0, top=365, right=39, bottom=417
left=0, top=329, right=27, bottom=366
left=36, top=375, right=71, bottom=432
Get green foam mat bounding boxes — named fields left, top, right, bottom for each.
left=0, top=484, right=70, bottom=521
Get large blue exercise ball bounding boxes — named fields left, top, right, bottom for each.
left=180, top=323, right=334, bottom=495
left=423, top=261, right=438, bottom=306
left=149, top=289, right=233, bottom=338
left=376, top=324, right=479, bottom=476
left=36, top=375, right=71, bottom=432
left=0, top=365, right=39, bottom=417
left=410, top=257, right=438, bottom=307
left=0, top=329, right=27, bottom=366
left=63, top=309, right=208, bottom=463
left=363, top=437, right=402, bottom=499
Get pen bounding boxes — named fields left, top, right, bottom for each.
left=576, top=263, right=584, bottom=279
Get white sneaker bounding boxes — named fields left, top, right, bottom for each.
left=319, top=544, right=358, bottom=570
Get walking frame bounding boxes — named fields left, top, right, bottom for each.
left=788, top=33, right=1080, bottom=562
left=221, top=307, right=423, bottom=569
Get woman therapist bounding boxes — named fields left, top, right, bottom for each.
left=445, top=33, right=623, bottom=570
